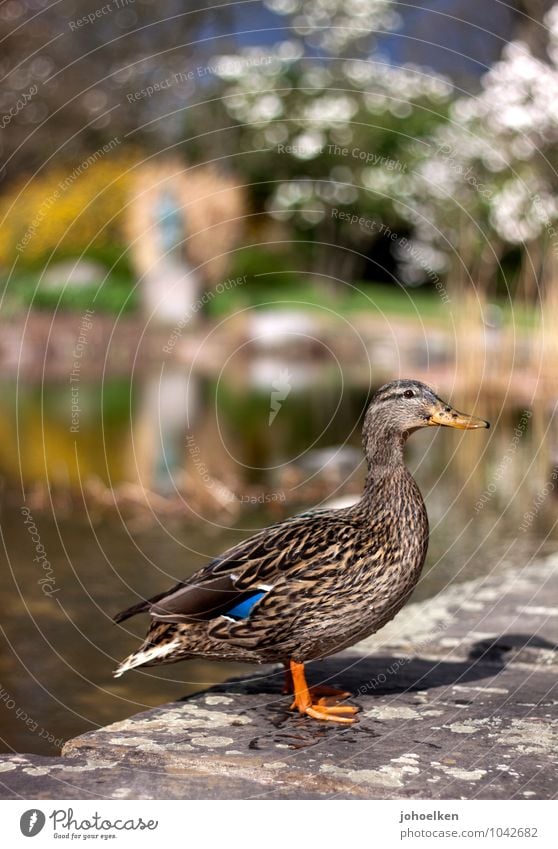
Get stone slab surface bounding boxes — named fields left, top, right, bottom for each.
left=2, top=557, right=557, bottom=799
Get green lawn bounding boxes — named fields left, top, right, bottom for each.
left=0, top=270, right=538, bottom=330
left=0, top=273, right=138, bottom=315
left=207, top=281, right=449, bottom=320
left=208, top=280, right=538, bottom=329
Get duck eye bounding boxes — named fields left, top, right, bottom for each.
left=404, top=390, right=415, bottom=399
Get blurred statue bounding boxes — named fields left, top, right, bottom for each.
left=140, top=187, right=200, bottom=324
left=155, top=190, right=184, bottom=257
left=125, top=159, right=244, bottom=329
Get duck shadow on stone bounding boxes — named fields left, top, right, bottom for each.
left=203, top=633, right=558, bottom=750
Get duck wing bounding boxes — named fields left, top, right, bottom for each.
left=113, top=508, right=359, bottom=626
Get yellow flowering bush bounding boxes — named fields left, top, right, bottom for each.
left=0, top=146, right=141, bottom=268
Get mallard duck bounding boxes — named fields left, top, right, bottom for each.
left=113, top=379, right=489, bottom=723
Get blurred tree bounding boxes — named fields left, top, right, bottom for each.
left=183, top=0, right=452, bottom=281
left=1, top=0, right=552, bottom=184
left=512, top=0, right=555, bottom=59
left=398, top=2, right=558, bottom=300
left=0, top=0, right=221, bottom=178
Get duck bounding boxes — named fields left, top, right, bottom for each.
left=113, top=379, right=489, bottom=724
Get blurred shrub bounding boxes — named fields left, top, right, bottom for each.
left=11, top=274, right=138, bottom=314
left=227, top=245, right=302, bottom=286
left=0, top=148, right=141, bottom=270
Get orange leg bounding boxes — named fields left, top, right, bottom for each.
left=282, top=664, right=347, bottom=701
left=288, top=659, right=359, bottom=724
left=282, top=663, right=294, bottom=695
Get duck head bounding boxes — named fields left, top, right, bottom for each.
left=362, top=379, right=489, bottom=464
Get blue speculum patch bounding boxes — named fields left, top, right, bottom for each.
left=226, top=591, right=266, bottom=620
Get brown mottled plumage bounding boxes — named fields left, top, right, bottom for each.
left=113, top=379, right=489, bottom=723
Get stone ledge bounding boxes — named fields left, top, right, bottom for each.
left=1, top=556, right=557, bottom=800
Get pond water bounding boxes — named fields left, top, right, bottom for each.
left=1, top=357, right=557, bottom=755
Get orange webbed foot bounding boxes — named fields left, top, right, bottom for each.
left=304, top=704, right=359, bottom=723
left=288, top=660, right=359, bottom=724
left=308, top=684, right=352, bottom=707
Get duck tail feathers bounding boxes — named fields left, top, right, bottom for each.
left=113, top=636, right=183, bottom=678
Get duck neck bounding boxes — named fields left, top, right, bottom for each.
left=362, top=428, right=408, bottom=492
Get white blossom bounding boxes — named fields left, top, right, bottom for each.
left=401, top=3, right=558, bottom=257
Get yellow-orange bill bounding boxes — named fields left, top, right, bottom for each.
left=428, top=407, right=490, bottom=429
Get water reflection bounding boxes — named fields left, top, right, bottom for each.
left=131, top=365, right=201, bottom=495
left=0, top=358, right=557, bottom=755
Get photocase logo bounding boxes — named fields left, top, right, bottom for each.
left=269, top=368, right=292, bottom=425
left=20, top=809, right=46, bottom=837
